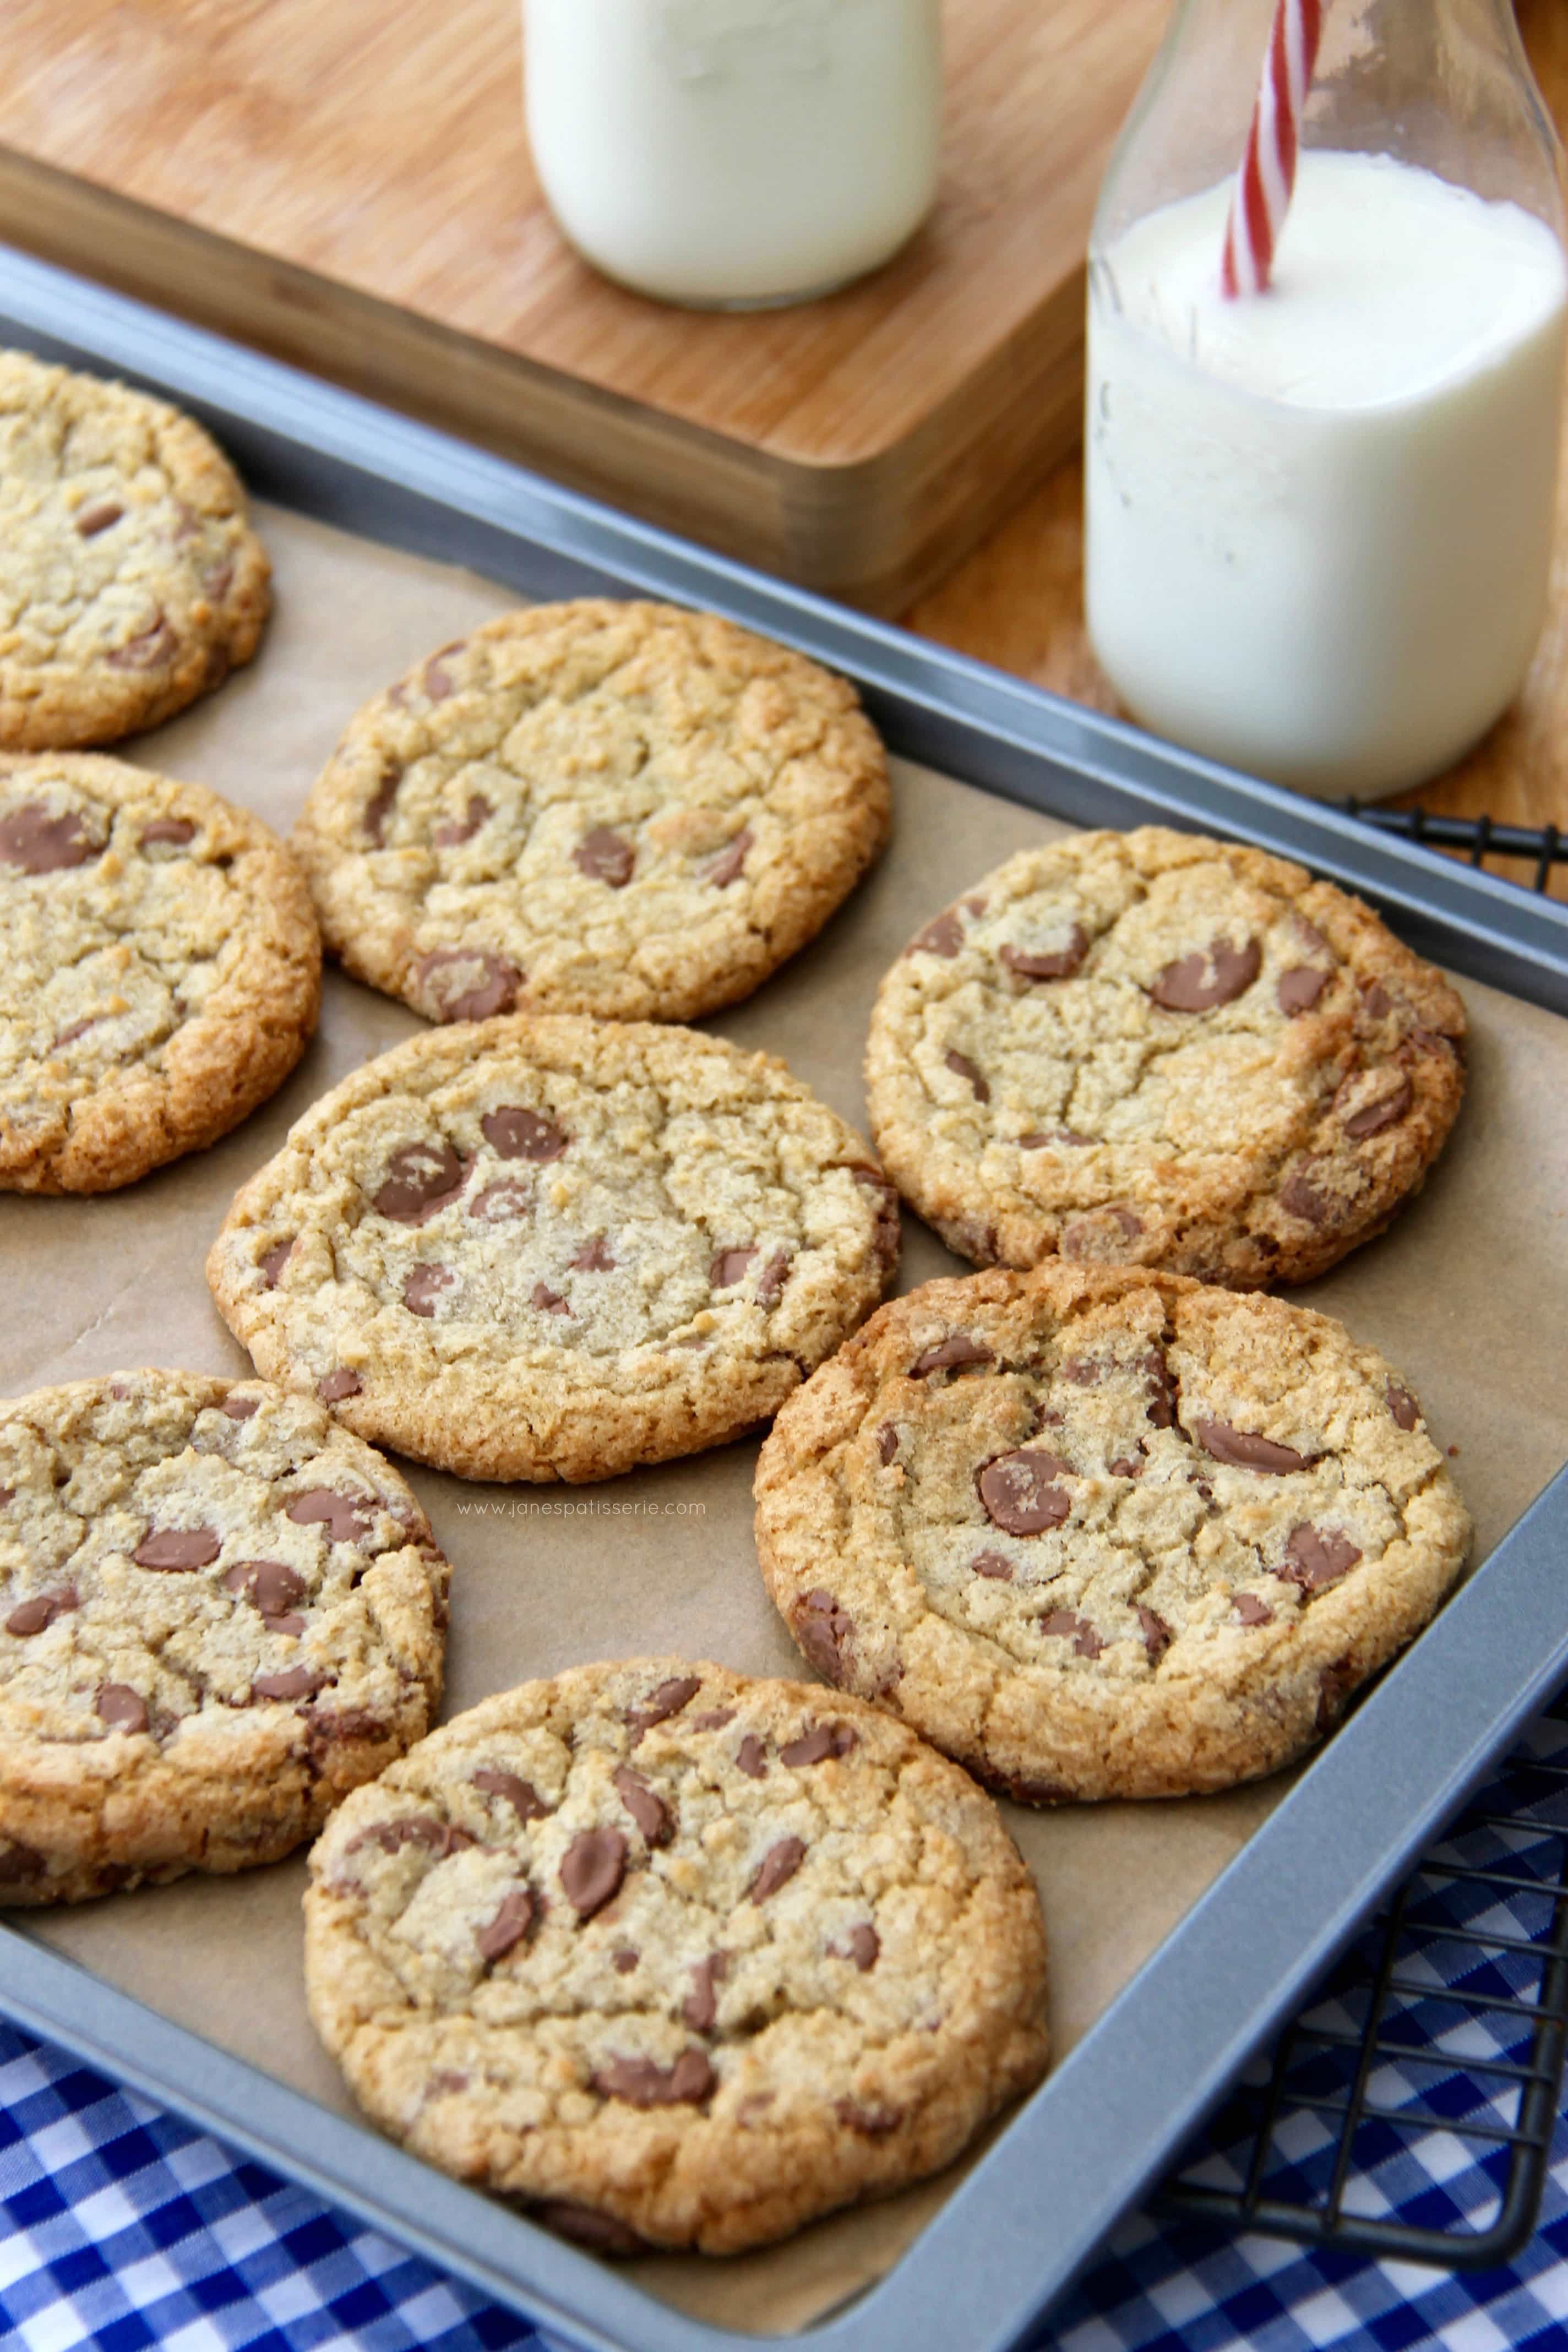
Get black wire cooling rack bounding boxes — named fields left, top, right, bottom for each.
left=1154, top=805, right=1568, bottom=2268
left=1155, top=1691, right=1568, bottom=2267
left=1345, top=804, right=1568, bottom=895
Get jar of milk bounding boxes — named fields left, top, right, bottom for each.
left=522, top=0, right=943, bottom=309
left=1085, top=0, right=1568, bottom=801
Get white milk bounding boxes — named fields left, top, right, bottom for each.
left=1086, top=152, right=1567, bottom=799
left=522, top=0, right=941, bottom=307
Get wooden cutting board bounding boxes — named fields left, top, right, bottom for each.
left=0, top=0, right=1166, bottom=611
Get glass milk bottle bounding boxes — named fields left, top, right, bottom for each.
left=1085, top=0, right=1568, bottom=801
left=522, top=0, right=943, bottom=309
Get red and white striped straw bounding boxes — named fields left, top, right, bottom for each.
left=1221, top=0, right=1326, bottom=298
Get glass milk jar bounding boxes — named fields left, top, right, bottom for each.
left=1085, top=0, right=1568, bottom=801
left=522, top=0, right=942, bottom=308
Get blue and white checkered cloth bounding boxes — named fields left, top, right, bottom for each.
left=6, top=1708, right=1568, bottom=2352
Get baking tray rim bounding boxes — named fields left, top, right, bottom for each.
left=1, top=242, right=1567, bottom=2352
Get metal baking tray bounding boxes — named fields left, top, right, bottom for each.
left=2, top=243, right=1567, bottom=2352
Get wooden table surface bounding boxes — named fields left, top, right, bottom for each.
left=906, top=0, right=1568, bottom=901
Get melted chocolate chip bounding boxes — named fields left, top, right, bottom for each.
left=978, top=1449, right=1072, bottom=1536
left=6, top=1589, right=74, bottom=1637
left=140, top=818, right=196, bottom=849
left=683, top=1952, right=728, bottom=2032
left=363, top=761, right=401, bottom=846
left=945, top=1049, right=990, bottom=1102
left=1234, top=1592, right=1274, bottom=1625
left=734, top=1734, right=767, bottom=1779
left=876, top=1423, right=899, bottom=1466
left=1363, top=982, right=1393, bottom=1020
left=836, top=2100, right=903, bottom=2139
left=413, top=948, right=520, bottom=1024
left=594, top=2050, right=715, bottom=2109
left=1020, top=1129, right=1095, bottom=1150
left=1387, top=1383, right=1420, bottom=1432
left=134, top=1526, right=220, bottom=1571
left=532, top=2202, right=650, bottom=2256
left=374, top=1141, right=468, bottom=1223
left=0, top=803, right=99, bottom=873
left=703, top=829, right=753, bottom=887
left=910, top=1334, right=994, bottom=1378
left=1279, top=1524, right=1363, bottom=1592
left=259, top=1239, right=293, bottom=1287
left=224, top=1559, right=307, bottom=1622
left=107, top=614, right=177, bottom=670
left=1039, top=1609, right=1104, bottom=1659
left=1197, top=1421, right=1313, bottom=1474
left=627, top=1675, right=701, bottom=1733
left=1317, top=1659, right=1359, bottom=1732
left=347, top=1815, right=471, bottom=1862
left=1137, top=1605, right=1171, bottom=1662
left=423, top=643, right=465, bottom=700
left=1279, top=1168, right=1330, bottom=1225
left=1109, top=1456, right=1144, bottom=1479
left=1150, top=937, right=1262, bottom=1012
left=755, top=1252, right=792, bottom=1309
left=96, top=1683, right=148, bottom=1733
left=971, top=1550, right=1015, bottom=1581
left=690, top=1708, right=735, bottom=1732
left=612, top=1766, right=673, bottom=1847
left=472, top=1767, right=549, bottom=1820
left=469, top=1179, right=531, bottom=1223
left=1143, top=1348, right=1178, bottom=1428
left=318, top=1369, right=363, bottom=1403
left=780, top=1723, right=857, bottom=1767
left=1277, top=965, right=1328, bottom=1015
left=1000, top=926, right=1090, bottom=982
left=908, top=909, right=965, bottom=958
left=252, top=1667, right=331, bottom=1701
left=560, top=1827, right=627, bottom=1918
left=531, top=1282, right=571, bottom=1317
left=483, top=1106, right=567, bottom=1162
left=613, top=1946, right=639, bottom=1974
left=710, top=1245, right=758, bottom=1289
left=220, top=1394, right=259, bottom=1421
left=404, top=1263, right=454, bottom=1316
left=793, top=1588, right=854, bottom=1681
left=574, top=826, right=635, bottom=886
left=750, top=1836, right=805, bottom=1902
left=286, top=1489, right=374, bottom=1544
left=432, top=793, right=490, bottom=848
left=478, top=1887, right=536, bottom=1964
left=833, top=1924, right=880, bottom=1972
left=1343, top=1073, right=1414, bottom=1139
left=571, top=1235, right=616, bottom=1273
left=74, top=499, right=123, bottom=536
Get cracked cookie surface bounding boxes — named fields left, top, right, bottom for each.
left=0, top=351, right=270, bottom=749
left=754, top=1263, right=1471, bottom=1801
left=206, top=1014, right=900, bottom=1483
left=303, top=1657, right=1049, bottom=2254
left=865, top=828, right=1466, bottom=1287
left=0, top=1371, right=450, bottom=1904
left=0, top=752, right=321, bottom=1191
left=291, top=599, right=891, bottom=1026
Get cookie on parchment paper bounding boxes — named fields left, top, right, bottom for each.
left=290, top=599, right=891, bottom=1026
left=206, top=1013, right=901, bottom=1483
left=754, top=1262, right=1471, bottom=1803
left=0, top=350, right=270, bottom=749
left=303, top=1658, right=1049, bottom=2255
left=0, top=1372, right=450, bottom=1905
left=865, top=827, right=1466, bottom=1288
left=0, top=752, right=320, bottom=1192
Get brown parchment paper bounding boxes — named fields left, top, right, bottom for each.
left=6, top=505, right=1568, bottom=2335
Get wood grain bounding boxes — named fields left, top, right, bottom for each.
left=0, top=0, right=1166, bottom=608
left=907, top=0, right=1568, bottom=897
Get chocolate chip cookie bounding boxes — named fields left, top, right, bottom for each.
left=290, top=600, right=890, bottom=1025
left=0, top=751, right=320, bottom=1191
left=206, top=1014, right=900, bottom=1483
left=0, top=1371, right=450, bottom=1904
left=865, top=827, right=1466, bottom=1287
left=754, top=1262, right=1471, bottom=1802
left=303, top=1658, right=1048, bottom=2253
left=0, top=350, right=270, bottom=749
